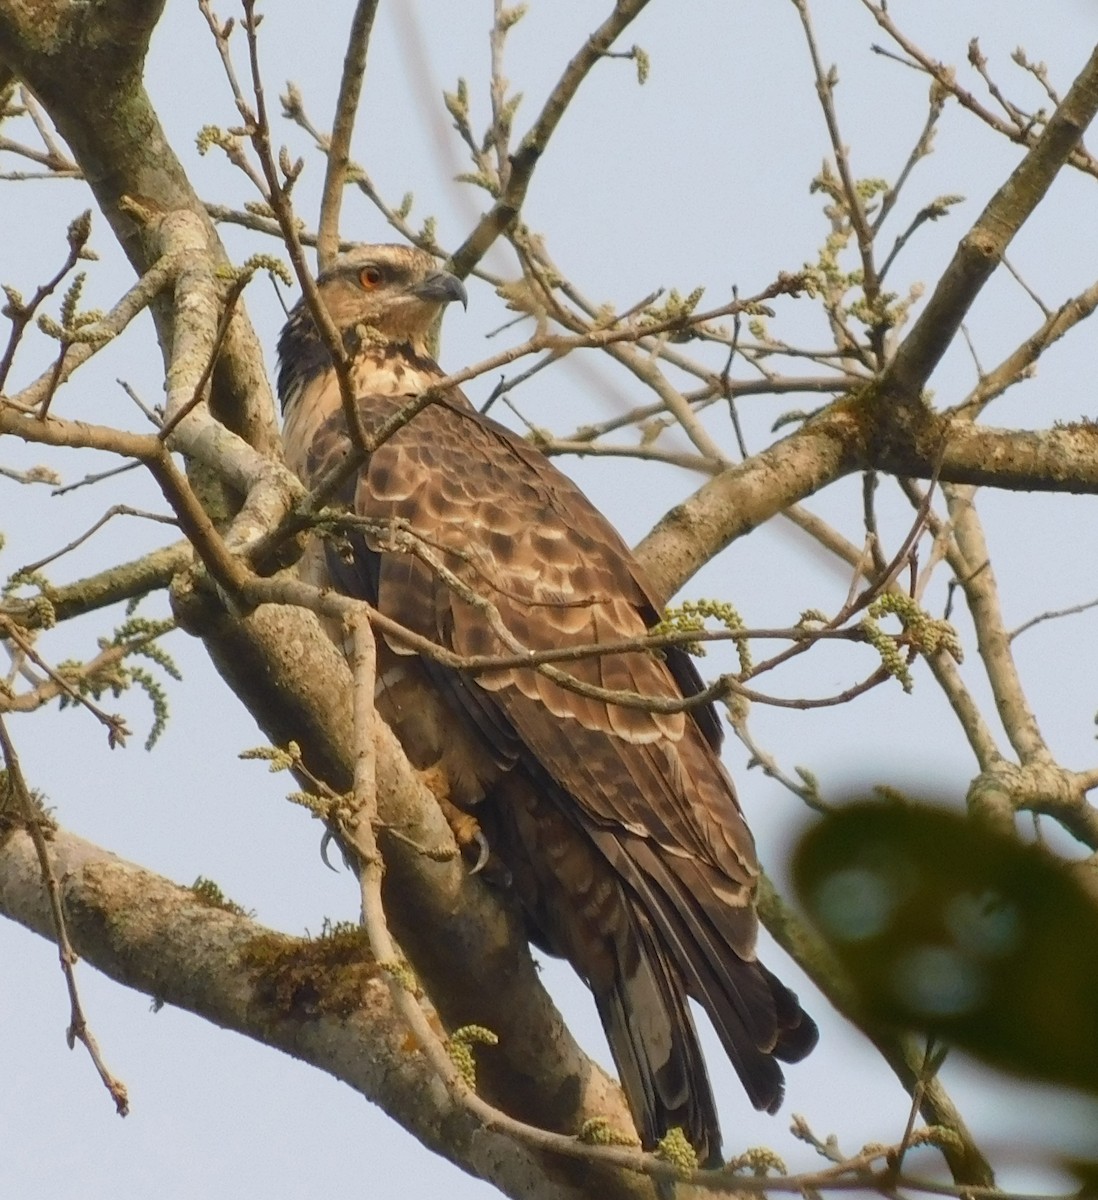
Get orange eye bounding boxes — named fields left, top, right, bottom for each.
left=359, top=266, right=383, bottom=289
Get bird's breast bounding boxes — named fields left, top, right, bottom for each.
left=281, top=349, right=442, bottom=479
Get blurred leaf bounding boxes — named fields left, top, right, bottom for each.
left=1068, top=1160, right=1098, bottom=1194
left=792, top=801, right=1098, bottom=1095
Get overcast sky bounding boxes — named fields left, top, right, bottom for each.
left=3, top=2, right=1098, bottom=1197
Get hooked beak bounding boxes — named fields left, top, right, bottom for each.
left=413, top=270, right=468, bottom=310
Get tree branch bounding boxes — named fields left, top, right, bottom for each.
left=880, top=41, right=1098, bottom=405
left=0, top=0, right=280, bottom=455
left=167, top=583, right=642, bottom=1169
left=0, top=541, right=191, bottom=630
left=449, top=0, right=650, bottom=278
left=635, top=407, right=861, bottom=599
left=316, top=0, right=380, bottom=272
left=0, top=824, right=652, bottom=1200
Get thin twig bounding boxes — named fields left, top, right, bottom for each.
left=1010, top=595, right=1098, bottom=642
left=0, top=211, right=90, bottom=395
left=879, top=38, right=1098, bottom=404
left=949, top=277, right=1098, bottom=419
left=792, top=0, right=882, bottom=356
left=0, top=716, right=129, bottom=1114
left=968, top=38, right=1031, bottom=131
left=51, top=460, right=143, bottom=497
left=728, top=710, right=830, bottom=811
left=5, top=255, right=178, bottom=414
left=863, top=0, right=1098, bottom=181
left=888, top=1039, right=940, bottom=1180
left=117, top=379, right=163, bottom=427
left=873, top=94, right=944, bottom=234
left=0, top=619, right=131, bottom=746
left=21, top=88, right=71, bottom=166
left=0, top=633, right=164, bottom=716
left=1001, top=253, right=1052, bottom=317
left=241, top=557, right=893, bottom=720
left=232, top=0, right=370, bottom=459
left=19, top=505, right=178, bottom=575
left=449, top=0, right=651, bottom=278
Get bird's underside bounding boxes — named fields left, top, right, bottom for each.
left=277, top=245, right=817, bottom=1165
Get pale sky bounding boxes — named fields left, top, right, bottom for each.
left=2, top=3, right=1098, bottom=1197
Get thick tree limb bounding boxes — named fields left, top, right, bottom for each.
left=637, top=398, right=1098, bottom=605
left=167, top=581, right=642, bottom=1172
left=879, top=41, right=1098, bottom=405
left=635, top=407, right=861, bottom=600
left=0, top=0, right=280, bottom=455
left=0, top=824, right=652, bottom=1200
left=0, top=541, right=191, bottom=630
left=638, top=44, right=1098, bottom=599
left=877, top=419, right=1098, bottom=493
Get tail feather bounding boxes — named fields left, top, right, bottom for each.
left=477, top=768, right=815, bottom=1163
left=758, top=961, right=821, bottom=1063
left=597, top=829, right=818, bottom=1117
left=596, top=905, right=723, bottom=1165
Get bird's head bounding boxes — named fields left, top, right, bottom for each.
left=316, top=243, right=466, bottom=347
left=277, top=244, right=467, bottom=412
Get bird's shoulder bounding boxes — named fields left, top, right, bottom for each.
left=288, top=344, right=659, bottom=608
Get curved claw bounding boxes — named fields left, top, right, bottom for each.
left=319, top=829, right=341, bottom=873
left=468, top=829, right=491, bottom=876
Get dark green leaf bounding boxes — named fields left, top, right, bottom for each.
left=793, top=801, right=1098, bottom=1095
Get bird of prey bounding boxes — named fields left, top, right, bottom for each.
left=277, top=243, right=817, bottom=1164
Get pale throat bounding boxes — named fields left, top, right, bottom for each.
left=348, top=343, right=441, bottom=398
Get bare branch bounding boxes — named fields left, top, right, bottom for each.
left=449, top=0, right=650, bottom=278
left=316, top=0, right=380, bottom=272
left=636, top=407, right=860, bottom=598
left=943, top=485, right=1049, bottom=764
left=51, top=460, right=143, bottom=497
left=950, top=276, right=1098, bottom=418
left=881, top=41, right=1098, bottom=404
left=792, top=0, right=881, bottom=349
left=864, top=0, right=1098, bottom=181
left=1010, top=594, right=1098, bottom=642
left=0, top=542, right=191, bottom=630
left=0, top=822, right=649, bottom=1200
left=18, top=505, right=177, bottom=576
left=0, top=720, right=130, bottom=1113
left=3, top=253, right=176, bottom=413
left=0, top=619, right=131, bottom=744
left=0, top=209, right=91, bottom=394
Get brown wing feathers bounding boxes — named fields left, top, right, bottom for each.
left=278, top=248, right=816, bottom=1165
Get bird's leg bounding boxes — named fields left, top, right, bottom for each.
left=417, top=763, right=490, bottom=873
